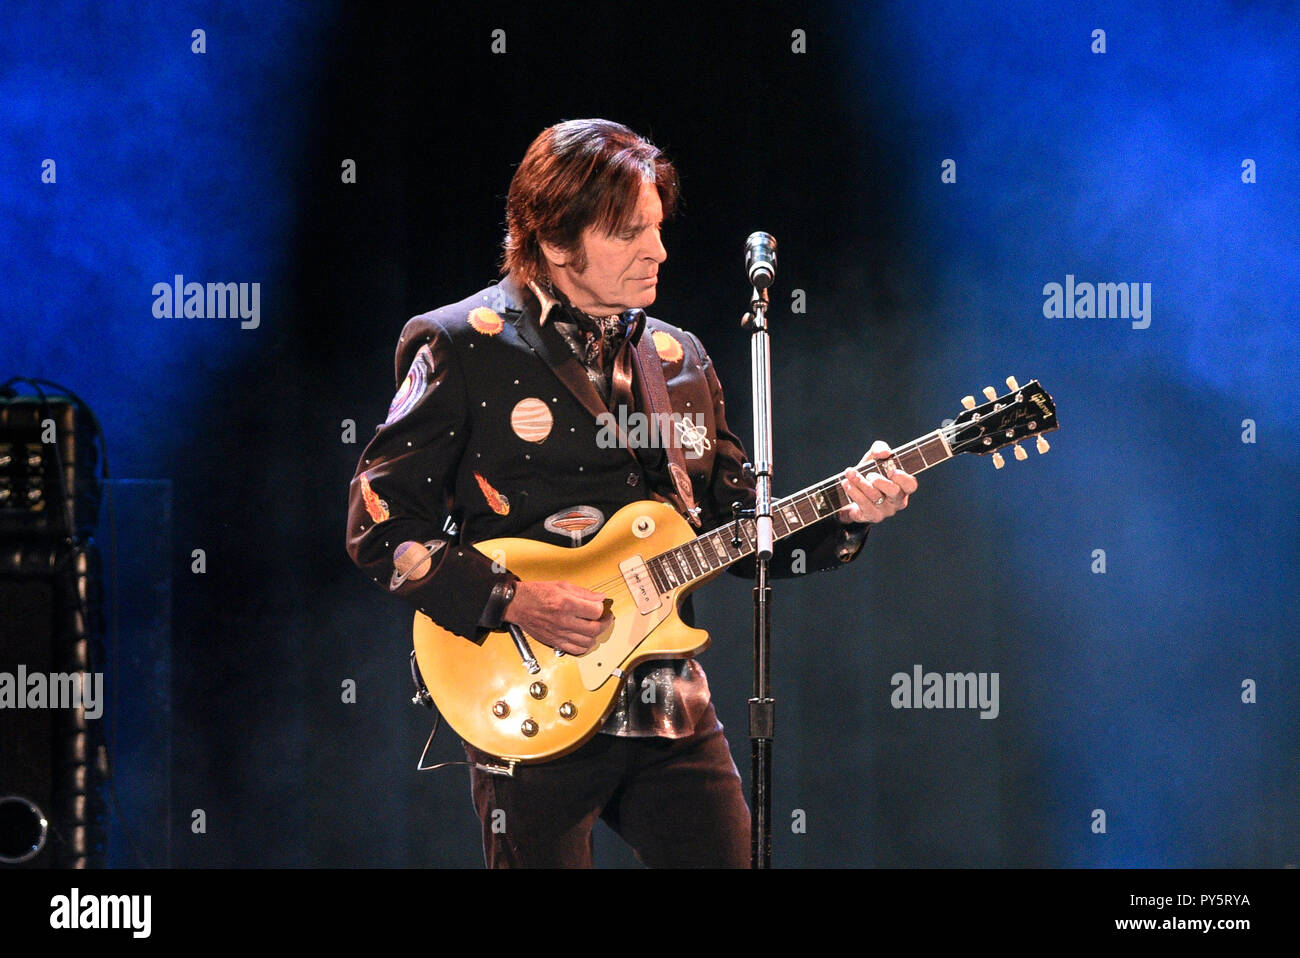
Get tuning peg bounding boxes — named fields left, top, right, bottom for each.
left=1036, top=436, right=1050, bottom=454
left=1013, top=443, right=1027, bottom=461
left=992, top=451, right=1005, bottom=469
left=982, top=386, right=998, bottom=401
left=1005, top=376, right=1019, bottom=391
left=961, top=395, right=976, bottom=410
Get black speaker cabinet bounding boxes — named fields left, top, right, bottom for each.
left=0, top=543, right=105, bottom=868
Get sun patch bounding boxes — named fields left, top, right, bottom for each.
left=474, top=472, right=510, bottom=515
left=468, top=307, right=505, bottom=336
left=652, top=330, right=684, bottom=365
left=387, top=343, right=433, bottom=423
left=510, top=397, right=553, bottom=443
left=359, top=474, right=390, bottom=523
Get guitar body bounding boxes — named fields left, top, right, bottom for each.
left=412, top=500, right=713, bottom=763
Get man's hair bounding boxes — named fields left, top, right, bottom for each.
left=502, top=119, right=679, bottom=288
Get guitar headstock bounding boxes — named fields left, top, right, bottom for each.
left=947, top=377, right=1058, bottom=467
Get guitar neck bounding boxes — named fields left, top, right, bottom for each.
left=642, top=429, right=955, bottom=592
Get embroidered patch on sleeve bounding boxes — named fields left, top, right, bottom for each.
left=359, top=474, right=390, bottom=523
left=474, top=472, right=511, bottom=515
left=467, top=307, right=505, bottom=335
left=389, top=539, right=445, bottom=589
left=652, top=330, right=684, bottom=365
left=510, top=397, right=554, bottom=443
left=386, top=343, right=433, bottom=424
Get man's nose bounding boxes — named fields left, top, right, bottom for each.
left=644, top=228, right=667, bottom=263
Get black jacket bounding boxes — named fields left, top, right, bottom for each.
left=346, top=278, right=867, bottom=640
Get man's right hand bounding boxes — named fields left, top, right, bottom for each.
left=503, top=580, right=610, bottom=655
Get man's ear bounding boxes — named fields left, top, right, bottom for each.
left=539, top=239, right=568, bottom=269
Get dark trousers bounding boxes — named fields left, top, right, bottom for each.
left=463, top=701, right=750, bottom=868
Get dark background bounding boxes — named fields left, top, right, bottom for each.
left=2, top=0, right=1296, bottom=867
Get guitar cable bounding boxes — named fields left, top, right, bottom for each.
left=408, top=649, right=515, bottom=776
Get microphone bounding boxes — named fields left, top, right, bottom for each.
left=744, top=231, right=777, bottom=290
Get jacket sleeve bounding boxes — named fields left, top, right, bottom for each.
left=345, top=317, right=517, bottom=641
left=684, top=331, right=869, bottom=580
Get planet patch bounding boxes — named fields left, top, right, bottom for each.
left=389, top=539, right=445, bottom=589
left=510, top=397, right=554, bottom=443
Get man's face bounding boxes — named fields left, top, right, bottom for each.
left=545, top=179, right=666, bottom=316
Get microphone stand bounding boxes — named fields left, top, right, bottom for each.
left=742, top=282, right=775, bottom=869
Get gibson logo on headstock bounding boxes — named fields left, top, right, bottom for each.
left=1029, top=391, right=1054, bottom=419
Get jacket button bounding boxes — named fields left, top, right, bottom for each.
left=627, top=472, right=640, bottom=487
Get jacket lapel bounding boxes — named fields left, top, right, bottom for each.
left=496, top=280, right=639, bottom=462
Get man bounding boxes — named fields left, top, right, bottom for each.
left=346, top=118, right=917, bottom=867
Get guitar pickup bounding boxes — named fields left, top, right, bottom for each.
left=619, top=556, right=662, bottom=615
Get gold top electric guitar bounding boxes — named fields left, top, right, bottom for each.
left=413, top=377, right=1058, bottom=764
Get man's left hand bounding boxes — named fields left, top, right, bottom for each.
left=838, top=440, right=918, bottom=524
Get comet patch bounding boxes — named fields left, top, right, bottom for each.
left=359, top=474, right=390, bottom=523
left=475, top=472, right=510, bottom=515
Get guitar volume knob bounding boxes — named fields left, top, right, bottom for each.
left=521, top=719, right=539, bottom=737
left=492, top=701, right=509, bottom=718
left=559, top=702, right=576, bottom=720
left=529, top=681, right=548, bottom=699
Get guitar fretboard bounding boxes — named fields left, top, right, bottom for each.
left=643, top=430, right=954, bottom=593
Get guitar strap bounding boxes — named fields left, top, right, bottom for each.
left=628, top=323, right=702, bottom=528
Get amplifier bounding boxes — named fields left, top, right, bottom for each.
left=0, top=395, right=101, bottom=539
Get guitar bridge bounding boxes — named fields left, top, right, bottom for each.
left=619, top=556, right=662, bottom=614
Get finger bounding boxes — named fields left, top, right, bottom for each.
left=571, top=597, right=606, bottom=621
left=845, top=469, right=887, bottom=509
left=840, top=475, right=886, bottom=523
left=555, top=583, right=607, bottom=619
left=869, top=476, right=902, bottom=502
left=558, top=633, right=597, bottom=654
left=868, top=440, right=893, bottom=460
left=891, top=469, right=918, bottom=495
left=574, top=609, right=613, bottom=644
